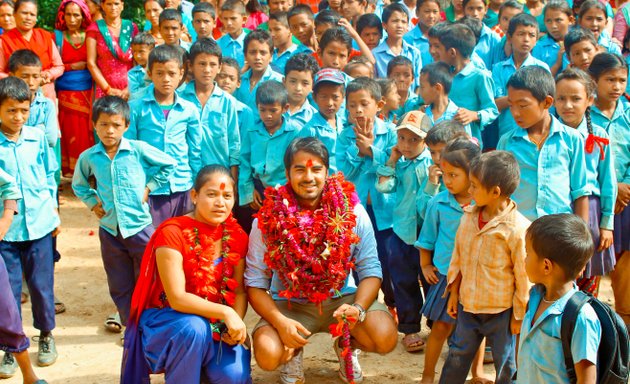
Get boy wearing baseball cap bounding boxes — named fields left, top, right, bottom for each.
left=297, top=68, right=346, bottom=173
left=376, top=110, right=434, bottom=352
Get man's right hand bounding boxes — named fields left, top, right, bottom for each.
left=276, top=317, right=311, bottom=349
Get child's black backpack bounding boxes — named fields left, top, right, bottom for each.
left=561, top=291, right=630, bottom=384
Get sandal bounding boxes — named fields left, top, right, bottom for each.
left=21, top=291, right=29, bottom=304
left=104, top=313, right=122, bottom=333
left=54, top=296, right=66, bottom=314
left=402, top=333, right=425, bottom=353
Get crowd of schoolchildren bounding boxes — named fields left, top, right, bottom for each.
left=0, top=0, right=629, bottom=381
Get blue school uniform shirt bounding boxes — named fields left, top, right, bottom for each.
left=234, top=97, right=255, bottom=136
left=72, top=139, right=176, bottom=238
left=373, top=40, right=423, bottom=91
left=492, top=54, right=550, bottom=138
left=297, top=111, right=344, bottom=174
left=471, top=51, right=488, bottom=71
left=497, top=115, right=589, bottom=221
left=126, top=85, right=203, bottom=195
left=403, top=25, right=433, bottom=67
left=272, top=43, right=309, bottom=74
left=28, top=90, right=58, bottom=148
left=0, top=167, right=20, bottom=201
left=217, top=29, right=249, bottom=68
left=128, top=65, right=151, bottom=101
left=393, top=91, right=422, bottom=118
left=425, top=99, right=472, bottom=136
left=598, top=31, right=622, bottom=55
left=285, top=99, right=317, bottom=129
left=0, top=128, right=59, bottom=242
left=238, top=117, right=302, bottom=204
left=375, top=148, right=433, bottom=244
left=449, top=62, right=499, bottom=146
left=487, top=36, right=509, bottom=70
left=591, top=102, right=630, bottom=185
left=532, top=34, right=570, bottom=72
left=234, top=66, right=284, bottom=112
left=178, top=82, right=241, bottom=168
left=336, top=118, right=397, bottom=231
left=524, top=5, right=547, bottom=33
left=474, top=25, right=501, bottom=69
left=416, top=190, right=465, bottom=275
left=517, top=284, right=601, bottom=384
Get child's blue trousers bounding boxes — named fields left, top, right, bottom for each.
left=365, top=204, right=396, bottom=308
left=388, top=234, right=423, bottom=334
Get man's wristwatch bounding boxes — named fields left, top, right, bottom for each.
left=352, top=303, right=366, bottom=323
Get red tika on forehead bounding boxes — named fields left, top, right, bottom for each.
left=220, top=182, right=226, bottom=191
left=306, top=159, right=313, bottom=168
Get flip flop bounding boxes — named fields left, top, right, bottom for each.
left=54, top=297, right=66, bottom=314
left=402, top=333, right=425, bottom=353
left=104, top=313, right=122, bottom=333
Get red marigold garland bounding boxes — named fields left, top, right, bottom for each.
left=330, top=315, right=357, bottom=384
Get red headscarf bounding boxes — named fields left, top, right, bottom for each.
left=55, top=0, right=92, bottom=31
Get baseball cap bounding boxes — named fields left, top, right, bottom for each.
left=314, top=68, right=345, bottom=86
left=395, top=110, right=432, bottom=139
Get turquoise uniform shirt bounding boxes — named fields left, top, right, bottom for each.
left=497, top=115, right=590, bottom=221
left=0, top=167, right=20, bottom=201
left=416, top=190, right=465, bottom=275
left=336, top=118, right=397, bottom=231
left=591, top=102, right=630, bottom=184
left=234, top=66, right=284, bottom=112
left=238, top=117, right=302, bottom=204
left=598, top=31, right=622, bottom=55
left=272, top=43, right=310, bottom=74
left=234, top=98, right=255, bottom=137
left=28, top=90, right=58, bottom=148
left=425, top=99, right=472, bottom=136
left=403, top=25, right=433, bottom=68
left=524, top=5, right=547, bottom=33
left=373, top=39, right=423, bottom=91
left=376, top=148, right=433, bottom=244
left=128, top=65, right=150, bottom=101
left=285, top=99, right=317, bottom=129
left=217, top=29, right=249, bottom=68
left=532, top=34, right=570, bottom=72
left=126, top=85, right=203, bottom=195
left=72, top=139, right=176, bottom=238
left=517, top=285, right=601, bottom=384
left=449, top=62, right=499, bottom=146
left=488, top=36, right=509, bottom=70
left=0, top=128, right=59, bottom=242
left=484, top=8, right=499, bottom=28
left=144, top=12, right=196, bottom=41
left=492, top=54, right=550, bottom=138
left=178, top=82, right=241, bottom=168
left=474, top=25, right=501, bottom=69
left=297, top=111, right=344, bottom=174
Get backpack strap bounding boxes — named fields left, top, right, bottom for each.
left=561, top=291, right=591, bottom=384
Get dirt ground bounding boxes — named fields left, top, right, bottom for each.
left=2, top=182, right=616, bottom=384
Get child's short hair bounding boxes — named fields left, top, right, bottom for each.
left=507, top=65, right=555, bottom=102
left=526, top=213, right=594, bottom=280
left=441, top=136, right=481, bottom=172
left=131, top=32, right=156, bottom=47
left=287, top=4, right=314, bottom=22
left=346, top=77, right=381, bottom=101
left=148, top=44, right=184, bottom=70
left=8, top=49, right=41, bottom=73
left=425, top=120, right=467, bottom=145
left=428, top=21, right=451, bottom=40
left=416, top=0, right=441, bottom=14
left=439, top=23, right=476, bottom=59
left=507, top=12, right=538, bottom=37
left=221, top=57, right=242, bottom=81
left=458, top=16, right=482, bottom=42
left=564, top=27, right=597, bottom=57
left=189, top=37, right=222, bottom=64
left=344, top=57, right=372, bottom=77
left=144, top=0, right=165, bottom=8
left=588, top=52, right=628, bottom=81
left=192, top=2, right=216, bottom=19
left=499, top=0, right=523, bottom=17
left=221, top=0, right=246, bottom=14
left=578, top=0, right=607, bottom=20
left=356, top=13, right=383, bottom=37
left=376, top=78, right=396, bottom=98
left=420, top=61, right=453, bottom=94
left=284, top=53, right=320, bottom=78
left=470, top=150, right=520, bottom=196
left=244, top=29, right=273, bottom=54
left=256, top=80, right=288, bottom=105
left=159, top=8, right=183, bottom=26
left=382, top=2, right=409, bottom=24
left=0, top=77, right=30, bottom=106
left=543, top=0, right=572, bottom=19
left=92, top=95, right=131, bottom=125
left=387, top=55, right=413, bottom=76
left=320, top=27, right=352, bottom=52
left=314, top=8, right=341, bottom=27
left=269, top=11, right=290, bottom=27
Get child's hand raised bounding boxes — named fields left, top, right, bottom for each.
left=337, top=18, right=359, bottom=39
left=387, top=145, right=403, bottom=166
left=353, top=117, right=375, bottom=157
left=92, top=202, right=106, bottom=219
left=428, top=164, right=443, bottom=185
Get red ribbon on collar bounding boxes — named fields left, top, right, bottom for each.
left=585, top=133, right=609, bottom=160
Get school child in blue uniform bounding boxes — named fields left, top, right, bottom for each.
left=463, top=0, right=501, bottom=69
left=404, top=0, right=442, bottom=67
left=128, top=33, right=155, bottom=101
left=531, top=1, right=572, bottom=75
left=388, top=57, right=422, bottom=118
left=283, top=53, right=319, bottom=128
left=269, top=12, right=310, bottom=74
left=217, top=0, right=250, bottom=68
left=159, top=9, right=192, bottom=51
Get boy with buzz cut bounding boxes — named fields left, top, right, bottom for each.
left=217, top=0, right=249, bottom=68
left=234, top=29, right=283, bottom=112
left=440, top=150, right=530, bottom=384
left=518, top=214, right=601, bottom=384
left=192, top=2, right=217, bottom=40
left=239, top=80, right=302, bottom=210
left=128, top=32, right=155, bottom=101
left=373, top=3, right=423, bottom=91
left=497, top=66, right=589, bottom=222
left=492, top=13, right=549, bottom=144
left=287, top=4, right=317, bottom=52
left=126, top=44, right=203, bottom=227
left=159, top=9, right=192, bottom=51
left=269, top=11, right=309, bottom=74
left=283, top=53, right=319, bottom=128
left=435, top=23, right=499, bottom=147
left=72, top=96, right=175, bottom=334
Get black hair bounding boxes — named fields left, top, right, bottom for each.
left=284, top=137, right=330, bottom=170
left=13, top=0, right=35, bottom=12
left=441, top=136, right=481, bottom=172
left=458, top=16, right=482, bottom=42
left=470, top=150, right=520, bottom=196
left=382, top=2, right=409, bottom=23
left=346, top=76, right=381, bottom=102
left=439, top=23, right=476, bottom=59
left=356, top=13, right=383, bottom=37
left=507, top=65, right=555, bottom=101
left=624, top=27, right=630, bottom=55
left=425, top=120, right=467, bottom=145
left=269, top=10, right=290, bottom=27
left=221, top=57, right=241, bottom=81
left=498, top=0, right=523, bottom=18
left=416, top=0, right=441, bottom=14
left=564, top=27, right=598, bottom=57
left=220, top=0, right=245, bottom=14
left=578, top=0, right=607, bottom=20
left=8, top=49, right=41, bottom=73
left=0, top=76, right=30, bottom=106
left=246, top=0, right=264, bottom=15
left=526, top=214, right=594, bottom=280
left=256, top=80, right=288, bottom=105
left=159, top=8, right=183, bottom=25
left=387, top=55, right=413, bottom=76
left=428, top=20, right=451, bottom=39
left=148, top=43, right=184, bottom=70
left=244, top=29, right=273, bottom=54
left=507, top=12, right=538, bottom=37
left=462, top=0, right=485, bottom=11
left=91, top=95, right=131, bottom=124
left=314, top=8, right=340, bottom=27
left=543, top=0, right=572, bottom=19
left=284, top=53, right=320, bottom=78
left=319, top=26, right=352, bottom=52
left=588, top=52, right=628, bottom=81
left=192, top=2, right=215, bottom=19
left=189, top=37, right=222, bottom=64
left=556, top=67, right=596, bottom=134
left=287, top=4, right=314, bottom=22
left=144, top=0, right=166, bottom=9
left=344, top=57, right=372, bottom=77
left=193, top=164, right=235, bottom=192
left=131, top=32, right=156, bottom=47
left=376, top=78, right=396, bottom=99
left=421, top=61, right=453, bottom=94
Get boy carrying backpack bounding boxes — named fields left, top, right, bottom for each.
left=518, top=213, right=630, bottom=384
